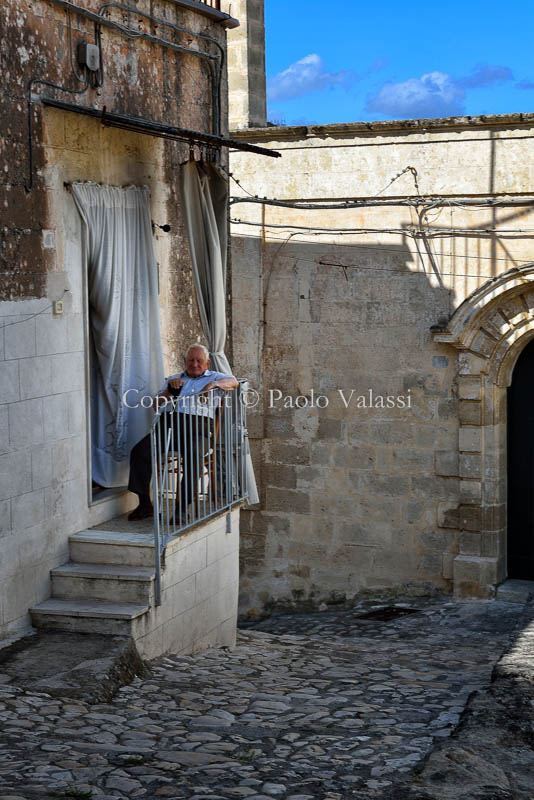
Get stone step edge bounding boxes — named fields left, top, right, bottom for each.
left=51, top=563, right=155, bottom=581
left=30, top=599, right=150, bottom=620
left=70, top=530, right=155, bottom=548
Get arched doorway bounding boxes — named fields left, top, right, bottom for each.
left=507, top=338, right=534, bottom=579
left=432, top=264, right=534, bottom=598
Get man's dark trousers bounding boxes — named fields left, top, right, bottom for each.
left=128, top=412, right=211, bottom=509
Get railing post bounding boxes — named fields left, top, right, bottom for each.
left=151, top=412, right=162, bottom=607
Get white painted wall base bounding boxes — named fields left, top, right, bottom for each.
left=136, top=508, right=240, bottom=659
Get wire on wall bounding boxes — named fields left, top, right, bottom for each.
left=0, top=291, right=69, bottom=329
left=230, top=218, right=534, bottom=237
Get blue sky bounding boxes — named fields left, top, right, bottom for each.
left=265, top=0, right=534, bottom=125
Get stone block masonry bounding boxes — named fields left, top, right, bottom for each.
left=229, top=113, right=534, bottom=610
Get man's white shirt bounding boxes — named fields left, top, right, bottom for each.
left=158, top=370, right=234, bottom=418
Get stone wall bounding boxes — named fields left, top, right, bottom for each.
left=229, top=115, right=534, bottom=613
left=224, top=0, right=266, bottom=129
left=0, top=0, right=231, bottom=640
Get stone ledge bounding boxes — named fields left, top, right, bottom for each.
left=0, top=631, right=147, bottom=702
left=231, top=112, right=534, bottom=142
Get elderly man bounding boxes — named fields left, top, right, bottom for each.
left=128, top=344, right=237, bottom=521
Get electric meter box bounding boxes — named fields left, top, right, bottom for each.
left=78, top=42, right=100, bottom=72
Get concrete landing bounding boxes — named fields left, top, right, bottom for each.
left=496, top=578, right=534, bottom=603
left=0, top=631, right=147, bottom=702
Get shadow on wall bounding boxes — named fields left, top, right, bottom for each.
left=232, top=232, right=459, bottom=614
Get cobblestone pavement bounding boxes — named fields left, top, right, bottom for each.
left=0, top=598, right=526, bottom=800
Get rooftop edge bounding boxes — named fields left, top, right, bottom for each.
left=230, top=111, right=534, bottom=142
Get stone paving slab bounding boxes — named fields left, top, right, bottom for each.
left=0, top=598, right=529, bottom=799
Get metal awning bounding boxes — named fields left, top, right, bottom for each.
left=40, top=97, right=281, bottom=159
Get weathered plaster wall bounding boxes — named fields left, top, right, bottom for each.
left=229, top=116, right=534, bottom=613
left=0, top=0, right=230, bottom=640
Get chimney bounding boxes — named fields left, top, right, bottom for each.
left=225, top=0, right=267, bottom=130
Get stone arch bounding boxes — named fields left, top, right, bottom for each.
left=433, top=264, right=534, bottom=598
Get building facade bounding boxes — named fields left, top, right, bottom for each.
left=227, top=6, right=534, bottom=611
left=0, top=0, right=239, bottom=641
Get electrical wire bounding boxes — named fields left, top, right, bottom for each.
left=230, top=218, right=534, bottom=237
left=289, top=256, right=531, bottom=282
left=230, top=195, right=534, bottom=210
left=231, top=229, right=533, bottom=274
left=227, top=167, right=534, bottom=211
left=0, top=291, right=69, bottom=330
left=67, top=10, right=89, bottom=85
left=242, top=133, right=534, bottom=153
left=243, top=230, right=532, bottom=263
left=375, top=165, right=421, bottom=197
left=98, top=2, right=223, bottom=133
left=220, top=164, right=258, bottom=198
left=25, top=77, right=89, bottom=192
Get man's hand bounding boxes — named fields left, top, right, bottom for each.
left=168, top=377, right=184, bottom=393
left=153, top=377, right=184, bottom=409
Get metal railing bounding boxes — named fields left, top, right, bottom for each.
left=151, top=381, right=248, bottom=605
left=197, top=0, right=221, bottom=8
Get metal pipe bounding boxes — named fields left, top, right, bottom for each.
left=40, top=97, right=281, bottom=158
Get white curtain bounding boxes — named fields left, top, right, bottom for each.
left=73, top=182, right=164, bottom=488
left=180, top=160, right=259, bottom=505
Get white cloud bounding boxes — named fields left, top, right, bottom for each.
left=459, top=64, right=513, bottom=88
left=367, top=64, right=514, bottom=120
left=367, top=71, right=465, bottom=118
left=267, top=54, right=351, bottom=103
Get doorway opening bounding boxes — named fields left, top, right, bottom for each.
left=507, top=337, right=534, bottom=579
left=73, top=183, right=164, bottom=503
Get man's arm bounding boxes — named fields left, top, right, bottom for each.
left=200, top=376, right=238, bottom=392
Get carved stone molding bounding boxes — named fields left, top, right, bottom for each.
left=432, top=264, right=534, bottom=598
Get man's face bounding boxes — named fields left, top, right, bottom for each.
left=185, top=348, right=210, bottom=378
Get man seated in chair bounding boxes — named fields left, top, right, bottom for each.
left=127, top=344, right=237, bottom=521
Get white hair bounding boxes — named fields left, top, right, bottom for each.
left=184, top=343, right=210, bottom=360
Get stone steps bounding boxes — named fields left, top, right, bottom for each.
left=30, top=529, right=156, bottom=637
left=496, top=578, right=534, bottom=603
left=30, top=598, right=149, bottom=636
left=68, top=529, right=155, bottom=567
left=51, top=562, right=155, bottom=604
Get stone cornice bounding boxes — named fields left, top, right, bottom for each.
left=230, top=112, right=534, bottom=142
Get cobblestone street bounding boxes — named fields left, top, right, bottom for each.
left=0, top=598, right=529, bottom=800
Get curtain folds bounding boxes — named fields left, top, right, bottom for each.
left=180, top=160, right=259, bottom=505
left=73, top=182, right=164, bottom=488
